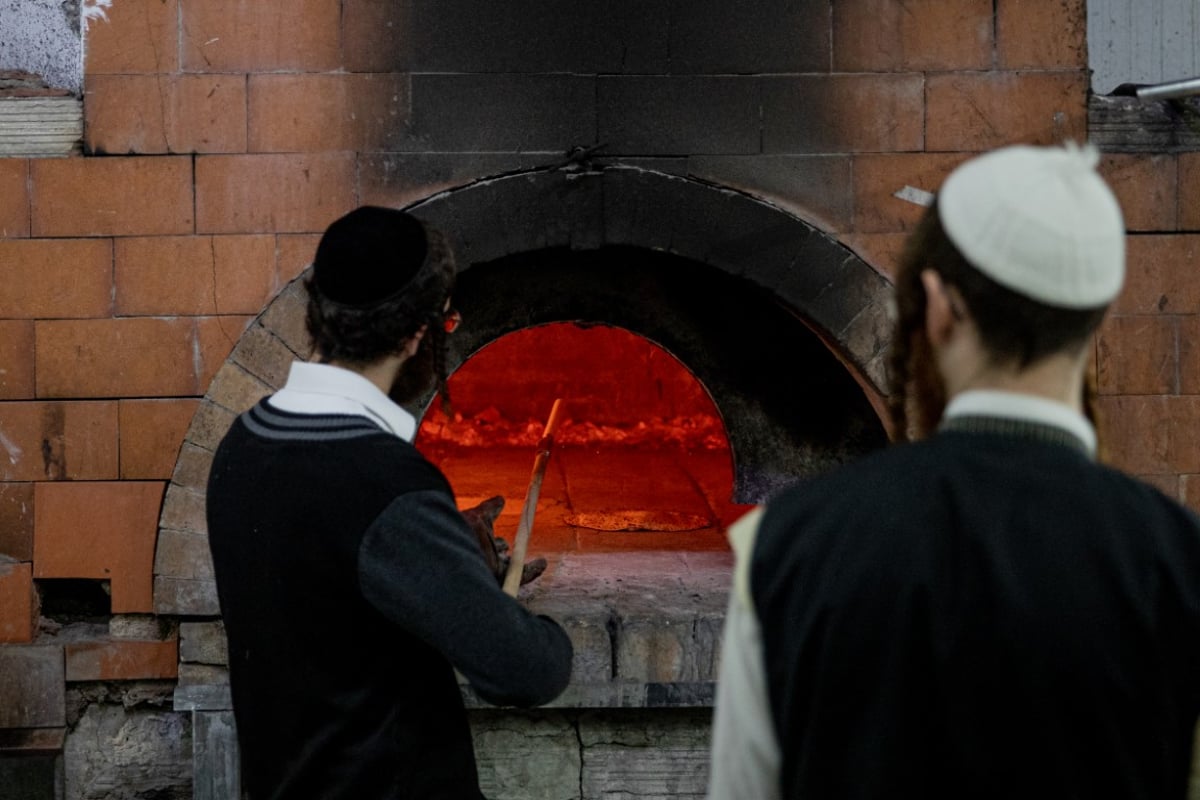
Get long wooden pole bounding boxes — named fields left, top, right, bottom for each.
left=502, top=398, right=565, bottom=597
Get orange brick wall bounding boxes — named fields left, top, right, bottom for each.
left=0, top=0, right=1194, bottom=724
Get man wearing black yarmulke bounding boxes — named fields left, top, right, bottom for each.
left=206, top=206, right=573, bottom=799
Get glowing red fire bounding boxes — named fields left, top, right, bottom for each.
left=416, top=324, right=749, bottom=553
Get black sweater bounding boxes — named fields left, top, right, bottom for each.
left=207, top=400, right=573, bottom=800
left=753, top=426, right=1200, bottom=799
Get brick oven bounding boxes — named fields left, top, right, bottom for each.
left=7, top=1, right=1192, bottom=798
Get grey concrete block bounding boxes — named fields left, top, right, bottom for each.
left=580, top=709, right=712, bottom=800
left=0, top=645, right=64, bottom=728
left=179, top=621, right=228, bottom=666
left=63, top=705, right=191, bottom=800
left=598, top=77, right=762, bottom=156
left=667, top=0, right=831, bottom=73
left=177, top=664, right=230, bottom=687
left=616, top=614, right=718, bottom=683
left=471, top=710, right=581, bottom=800
left=154, top=576, right=220, bottom=617
left=405, top=74, right=596, bottom=153
left=194, top=710, right=240, bottom=800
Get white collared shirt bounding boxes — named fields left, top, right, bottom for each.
left=942, top=389, right=1097, bottom=456
left=266, top=361, right=417, bottom=442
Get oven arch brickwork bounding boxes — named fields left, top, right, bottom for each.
left=154, top=165, right=894, bottom=617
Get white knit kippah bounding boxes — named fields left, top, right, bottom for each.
left=937, top=142, right=1126, bottom=309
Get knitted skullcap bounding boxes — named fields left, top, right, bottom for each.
left=937, top=142, right=1125, bottom=309
left=312, top=206, right=429, bottom=307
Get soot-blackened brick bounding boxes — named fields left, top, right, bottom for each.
left=372, top=0, right=672, bottom=74
left=598, top=77, right=761, bottom=156
left=406, top=74, right=595, bottom=153
left=687, top=155, right=854, bottom=232
left=360, top=153, right=552, bottom=211
left=762, top=74, right=925, bottom=154
left=667, top=0, right=831, bottom=73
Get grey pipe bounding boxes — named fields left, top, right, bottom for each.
left=1136, top=77, right=1200, bottom=101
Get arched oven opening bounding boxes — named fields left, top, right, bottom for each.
left=417, top=321, right=743, bottom=555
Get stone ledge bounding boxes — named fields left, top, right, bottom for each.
left=1090, top=93, right=1200, bottom=153
left=0, top=96, right=82, bottom=157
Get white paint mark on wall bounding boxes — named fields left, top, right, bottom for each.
left=81, top=0, right=112, bottom=30
left=893, top=185, right=935, bottom=208
left=0, top=428, right=24, bottom=466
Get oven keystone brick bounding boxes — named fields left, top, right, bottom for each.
left=834, top=0, right=993, bottom=71
left=207, top=363, right=272, bottom=417
left=84, top=0, right=180, bottom=74
left=248, top=73, right=410, bottom=153
left=196, top=153, right=357, bottom=234
left=259, top=277, right=314, bottom=358
left=0, top=560, right=37, bottom=643
left=31, top=156, right=194, bottom=237
left=0, top=157, right=29, bottom=237
left=181, top=0, right=341, bottom=72
left=159, top=485, right=208, bottom=539
left=0, top=319, right=35, bottom=399
left=997, top=0, right=1086, bottom=69
left=119, top=399, right=201, bottom=480
left=763, top=74, right=925, bottom=154
left=598, top=77, right=762, bottom=156
left=33, top=481, right=164, bottom=613
left=0, top=645, right=65, bottom=728
left=154, top=526, right=214, bottom=585
left=154, top=576, right=220, bottom=617
left=925, top=71, right=1088, bottom=152
left=229, top=324, right=296, bottom=391
left=1099, top=154, right=1179, bottom=233
left=179, top=621, right=228, bottom=666
left=65, top=638, right=179, bottom=682
left=183, top=401, right=237, bottom=453
left=86, top=74, right=248, bottom=155
left=0, top=239, right=113, bottom=318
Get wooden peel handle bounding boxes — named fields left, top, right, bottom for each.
left=501, top=398, right=565, bottom=597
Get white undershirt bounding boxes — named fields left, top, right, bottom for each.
left=266, top=361, right=417, bottom=443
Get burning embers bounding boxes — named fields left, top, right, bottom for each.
left=416, top=323, right=748, bottom=552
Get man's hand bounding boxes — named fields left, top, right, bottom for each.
left=460, top=496, right=547, bottom=587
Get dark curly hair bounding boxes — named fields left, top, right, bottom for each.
left=305, top=225, right=457, bottom=400
left=888, top=201, right=1108, bottom=443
